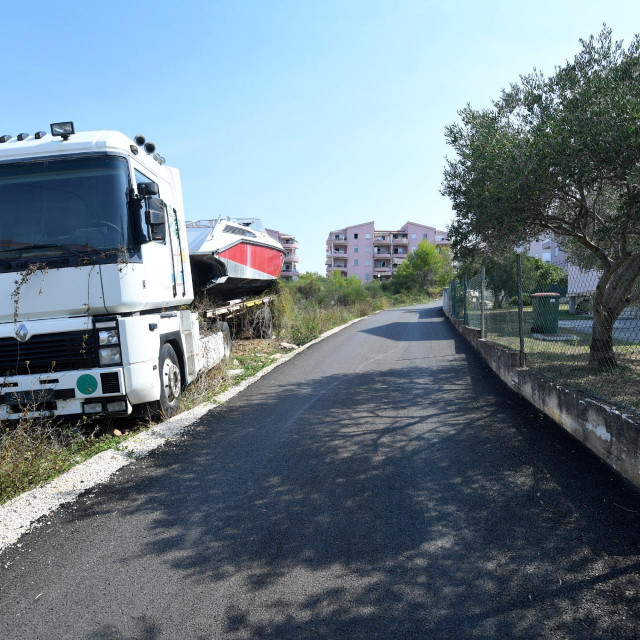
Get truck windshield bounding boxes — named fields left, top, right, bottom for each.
left=0, top=155, right=131, bottom=256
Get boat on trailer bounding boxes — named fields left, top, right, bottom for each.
left=186, top=218, right=285, bottom=300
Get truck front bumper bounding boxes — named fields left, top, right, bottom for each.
left=0, top=367, right=129, bottom=419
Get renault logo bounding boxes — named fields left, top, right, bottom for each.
left=15, top=324, right=29, bottom=342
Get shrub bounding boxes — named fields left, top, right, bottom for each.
left=508, top=293, right=531, bottom=307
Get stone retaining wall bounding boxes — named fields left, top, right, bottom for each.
left=443, top=304, right=640, bottom=489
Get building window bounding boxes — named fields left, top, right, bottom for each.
left=411, top=233, right=417, bottom=239
left=423, top=233, right=428, bottom=239
left=542, top=252, right=551, bottom=262
left=354, top=247, right=358, bottom=253
left=411, top=246, right=417, bottom=252
left=555, top=247, right=559, bottom=256
left=365, top=273, right=371, bottom=281
left=354, top=259, right=358, bottom=266
left=354, top=233, right=358, bottom=239
left=365, top=246, right=370, bottom=252
left=365, top=260, right=370, bottom=267
left=365, top=233, right=370, bottom=239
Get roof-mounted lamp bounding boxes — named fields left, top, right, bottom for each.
left=50, top=121, right=75, bottom=140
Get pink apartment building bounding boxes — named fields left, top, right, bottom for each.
left=326, top=221, right=449, bottom=282
left=266, top=228, right=300, bottom=280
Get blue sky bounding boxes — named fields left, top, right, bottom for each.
left=2, top=1, right=639, bottom=273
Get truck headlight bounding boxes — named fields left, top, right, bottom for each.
left=99, top=347, right=122, bottom=365
left=98, top=329, right=119, bottom=346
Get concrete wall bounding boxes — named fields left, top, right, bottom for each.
left=443, top=303, right=640, bottom=489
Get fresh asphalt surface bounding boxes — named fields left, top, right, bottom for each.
left=2, top=301, right=640, bottom=639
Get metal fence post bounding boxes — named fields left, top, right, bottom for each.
left=516, top=253, right=526, bottom=367
left=480, top=267, right=485, bottom=339
left=463, top=276, right=468, bottom=325
left=451, top=280, right=457, bottom=318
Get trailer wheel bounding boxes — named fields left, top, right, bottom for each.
left=221, top=321, right=232, bottom=360
left=159, top=343, right=182, bottom=417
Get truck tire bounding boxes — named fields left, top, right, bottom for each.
left=159, top=342, right=181, bottom=417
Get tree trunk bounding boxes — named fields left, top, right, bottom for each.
left=589, top=304, right=617, bottom=367
left=588, top=255, right=640, bottom=368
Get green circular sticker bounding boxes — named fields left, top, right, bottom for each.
left=76, top=374, right=98, bottom=395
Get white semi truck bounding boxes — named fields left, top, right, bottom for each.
left=0, top=122, right=269, bottom=419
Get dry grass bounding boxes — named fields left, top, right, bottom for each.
left=0, top=416, right=128, bottom=504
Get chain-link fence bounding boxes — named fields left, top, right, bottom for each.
left=447, top=255, right=640, bottom=414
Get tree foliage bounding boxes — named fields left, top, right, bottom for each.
left=458, top=253, right=568, bottom=307
left=392, top=240, right=453, bottom=294
left=442, top=26, right=640, bottom=366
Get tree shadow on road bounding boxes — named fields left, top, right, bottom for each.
left=81, top=316, right=640, bottom=640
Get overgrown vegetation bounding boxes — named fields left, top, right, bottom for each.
left=0, top=416, right=129, bottom=504
left=273, top=270, right=434, bottom=345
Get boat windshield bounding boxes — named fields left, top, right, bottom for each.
left=0, top=155, right=132, bottom=257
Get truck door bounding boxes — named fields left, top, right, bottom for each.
left=134, top=169, right=175, bottom=305
left=166, top=204, right=186, bottom=297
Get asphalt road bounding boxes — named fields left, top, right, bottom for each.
left=2, top=301, right=640, bottom=639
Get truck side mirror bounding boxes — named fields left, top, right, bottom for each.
left=138, top=182, right=158, bottom=197
left=146, top=197, right=166, bottom=242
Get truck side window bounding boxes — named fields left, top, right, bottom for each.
left=134, top=169, right=160, bottom=243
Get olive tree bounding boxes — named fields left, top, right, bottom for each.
left=442, top=27, right=640, bottom=367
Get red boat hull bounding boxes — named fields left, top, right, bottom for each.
left=217, top=243, right=284, bottom=279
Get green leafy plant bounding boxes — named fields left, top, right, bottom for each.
left=443, top=26, right=640, bottom=367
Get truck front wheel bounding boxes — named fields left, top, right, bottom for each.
left=159, top=343, right=182, bottom=417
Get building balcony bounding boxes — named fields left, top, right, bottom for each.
left=331, top=250, right=347, bottom=256
left=283, top=255, right=298, bottom=263
left=373, top=250, right=391, bottom=257
left=327, top=266, right=347, bottom=274
left=332, top=234, right=347, bottom=242
left=373, top=266, right=391, bottom=273
left=392, top=237, right=408, bottom=244
left=281, top=240, right=299, bottom=249
left=373, top=236, right=390, bottom=244
left=281, top=269, right=299, bottom=279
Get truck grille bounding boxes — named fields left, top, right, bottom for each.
left=0, top=331, right=98, bottom=376
left=100, top=372, right=121, bottom=394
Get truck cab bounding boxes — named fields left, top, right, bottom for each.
left=0, top=124, right=220, bottom=419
